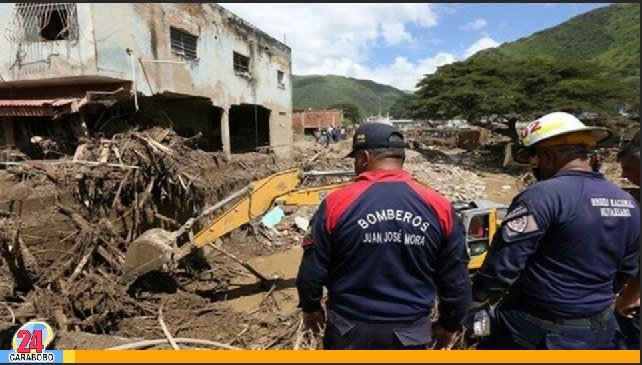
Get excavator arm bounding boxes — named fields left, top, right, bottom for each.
left=192, top=168, right=351, bottom=247
left=122, top=167, right=509, bottom=283
left=122, top=168, right=353, bottom=282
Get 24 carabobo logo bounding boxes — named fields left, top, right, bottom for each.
left=12, top=321, right=54, bottom=354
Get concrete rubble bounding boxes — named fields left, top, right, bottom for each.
left=0, top=122, right=629, bottom=350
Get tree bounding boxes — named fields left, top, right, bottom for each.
left=412, top=58, right=637, bottom=139
left=389, top=94, right=416, bottom=119
left=330, top=102, right=363, bottom=125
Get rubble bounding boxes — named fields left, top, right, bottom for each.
left=404, top=149, right=486, bottom=202
left=407, top=163, right=487, bottom=202
left=0, top=126, right=301, bottom=349
left=0, top=123, right=555, bottom=350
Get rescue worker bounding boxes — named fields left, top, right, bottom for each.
left=296, top=123, right=472, bottom=350
left=614, top=141, right=640, bottom=350
left=469, top=111, right=640, bottom=350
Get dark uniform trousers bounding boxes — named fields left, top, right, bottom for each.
left=323, top=310, right=430, bottom=350
left=477, top=298, right=617, bottom=350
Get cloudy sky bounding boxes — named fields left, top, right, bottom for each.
left=218, top=3, right=612, bottom=91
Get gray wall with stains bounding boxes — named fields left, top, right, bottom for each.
left=0, top=3, right=293, bottom=157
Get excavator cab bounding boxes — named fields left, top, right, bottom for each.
left=455, top=200, right=508, bottom=271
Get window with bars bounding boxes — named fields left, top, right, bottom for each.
left=170, top=27, right=198, bottom=60
left=233, top=52, right=250, bottom=75
left=13, top=3, right=79, bottom=42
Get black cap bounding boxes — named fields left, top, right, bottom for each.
left=346, top=123, right=405, bottom=158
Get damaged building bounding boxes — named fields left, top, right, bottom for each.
left=0, top=3, right=292, bottom=158
left=292, top=108, right=343, bottom=135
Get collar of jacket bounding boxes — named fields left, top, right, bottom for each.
left=356, top=169, right=413, bottom=182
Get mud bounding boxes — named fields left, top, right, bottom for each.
left=0, top=128, right=631, bottom=350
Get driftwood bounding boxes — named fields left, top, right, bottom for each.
left=106, top=338, right=242, bottom=350
left=0, top=222, right=35, bottom=292
left=207, top=241, right=271, bottom=285
left=0, top=160, right=139, bottom=170
left=0, top=126, right=304, bottom=348
left=55, top=203, right=91, bottom=231
left=158, top=305, right=180, bottom=350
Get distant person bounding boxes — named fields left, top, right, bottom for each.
left=313, top=129, right=322, bottom=145
left=296, top=123, right=471, bottom=350
left=320, top=129, right=328, bottom=147
left=332, top=127, right=341, bottom=143
left=325, top=127, right=333, bottom=147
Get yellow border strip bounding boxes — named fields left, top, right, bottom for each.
left=69, top=350, right=640, bottom=363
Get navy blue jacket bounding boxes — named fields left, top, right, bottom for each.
left=473, top=170, right=640, bottom=317
left=296, top=170, right=471, bottom=331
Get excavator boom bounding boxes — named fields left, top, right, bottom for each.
left=121, top=168, right=510, bottom=284
left=192, top=169, right=350, bottom=247
left=122, top=168, right=353, bottom=282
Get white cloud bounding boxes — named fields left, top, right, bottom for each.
left=217, top=3, right=442, bottom=90
left=461, top=18, right=487, bottom=31
left=464, top=36, right=501, bottom=58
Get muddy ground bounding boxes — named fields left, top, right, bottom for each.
left=0, top=129, right=632, bottom=350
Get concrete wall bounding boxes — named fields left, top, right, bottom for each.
left=292, top=109, right=343, bottom=134
left=0, top=3, right=292, bottom=157
left=0, top=3, right=98, bottom=81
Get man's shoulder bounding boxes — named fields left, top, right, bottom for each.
left=518, top=173, right=636, bottom=207
left=526, top=173, right=587, bottom=193
left=324, top=180, right=371, bottom=207
left=407, top=180, right=452, bottom=206
left=510, top=181, right=562, bottom=211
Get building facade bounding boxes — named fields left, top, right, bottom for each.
left=0, top=3, right=292, bottom=156
left=292, top=108, right=343, bottom=135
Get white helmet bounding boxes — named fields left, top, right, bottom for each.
left=514, top=111, right=612, bottom=163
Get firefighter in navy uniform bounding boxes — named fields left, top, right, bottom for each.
left=469, top=112, right=640, bottom=350
left=296, top=123, right=472, bottom=350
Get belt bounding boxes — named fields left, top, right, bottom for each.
left=517, top=306, right=612, bottom=333
left=501, top=296, right=612, bottom=331
left=521, top=305, right=612, bottom=326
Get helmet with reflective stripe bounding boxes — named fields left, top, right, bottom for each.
left=514, top=112, right=612, bottom=164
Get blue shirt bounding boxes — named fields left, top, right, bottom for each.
left=296, top=170, right=471, bottom=331
left=473, top=170, right=640, bottom=317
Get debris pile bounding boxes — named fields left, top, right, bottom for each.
left=1, top=126, right=520, bottom=350
left=0, top=126, right=297, bottom=347
left=408, top=163, right=487, bottom=202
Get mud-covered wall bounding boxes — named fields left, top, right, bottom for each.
left=0, top=3, right=98, bottom=80
left=90, top=3, right=292, bottom=157
left=0, top=3, right=293, bottom=157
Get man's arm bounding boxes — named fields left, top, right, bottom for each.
left=616, top=275, right=641, bottom=317
left=296, top=200, right=332, bottom=313
left=472, top=190, right=550, bottom=302
left=613, top=218, right=640, bottom=298
left=434, top=207, right=472, bottom=332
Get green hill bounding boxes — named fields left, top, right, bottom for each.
left=292, top=74, right=406, bottom=117
left=472, top=3, right=640, bottom=91
left=292, top=3, right=640, bottom=118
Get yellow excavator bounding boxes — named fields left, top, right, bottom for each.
left=121, top=168, right=507, bottom=284
left=453, top=200, right=507, bottom=271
